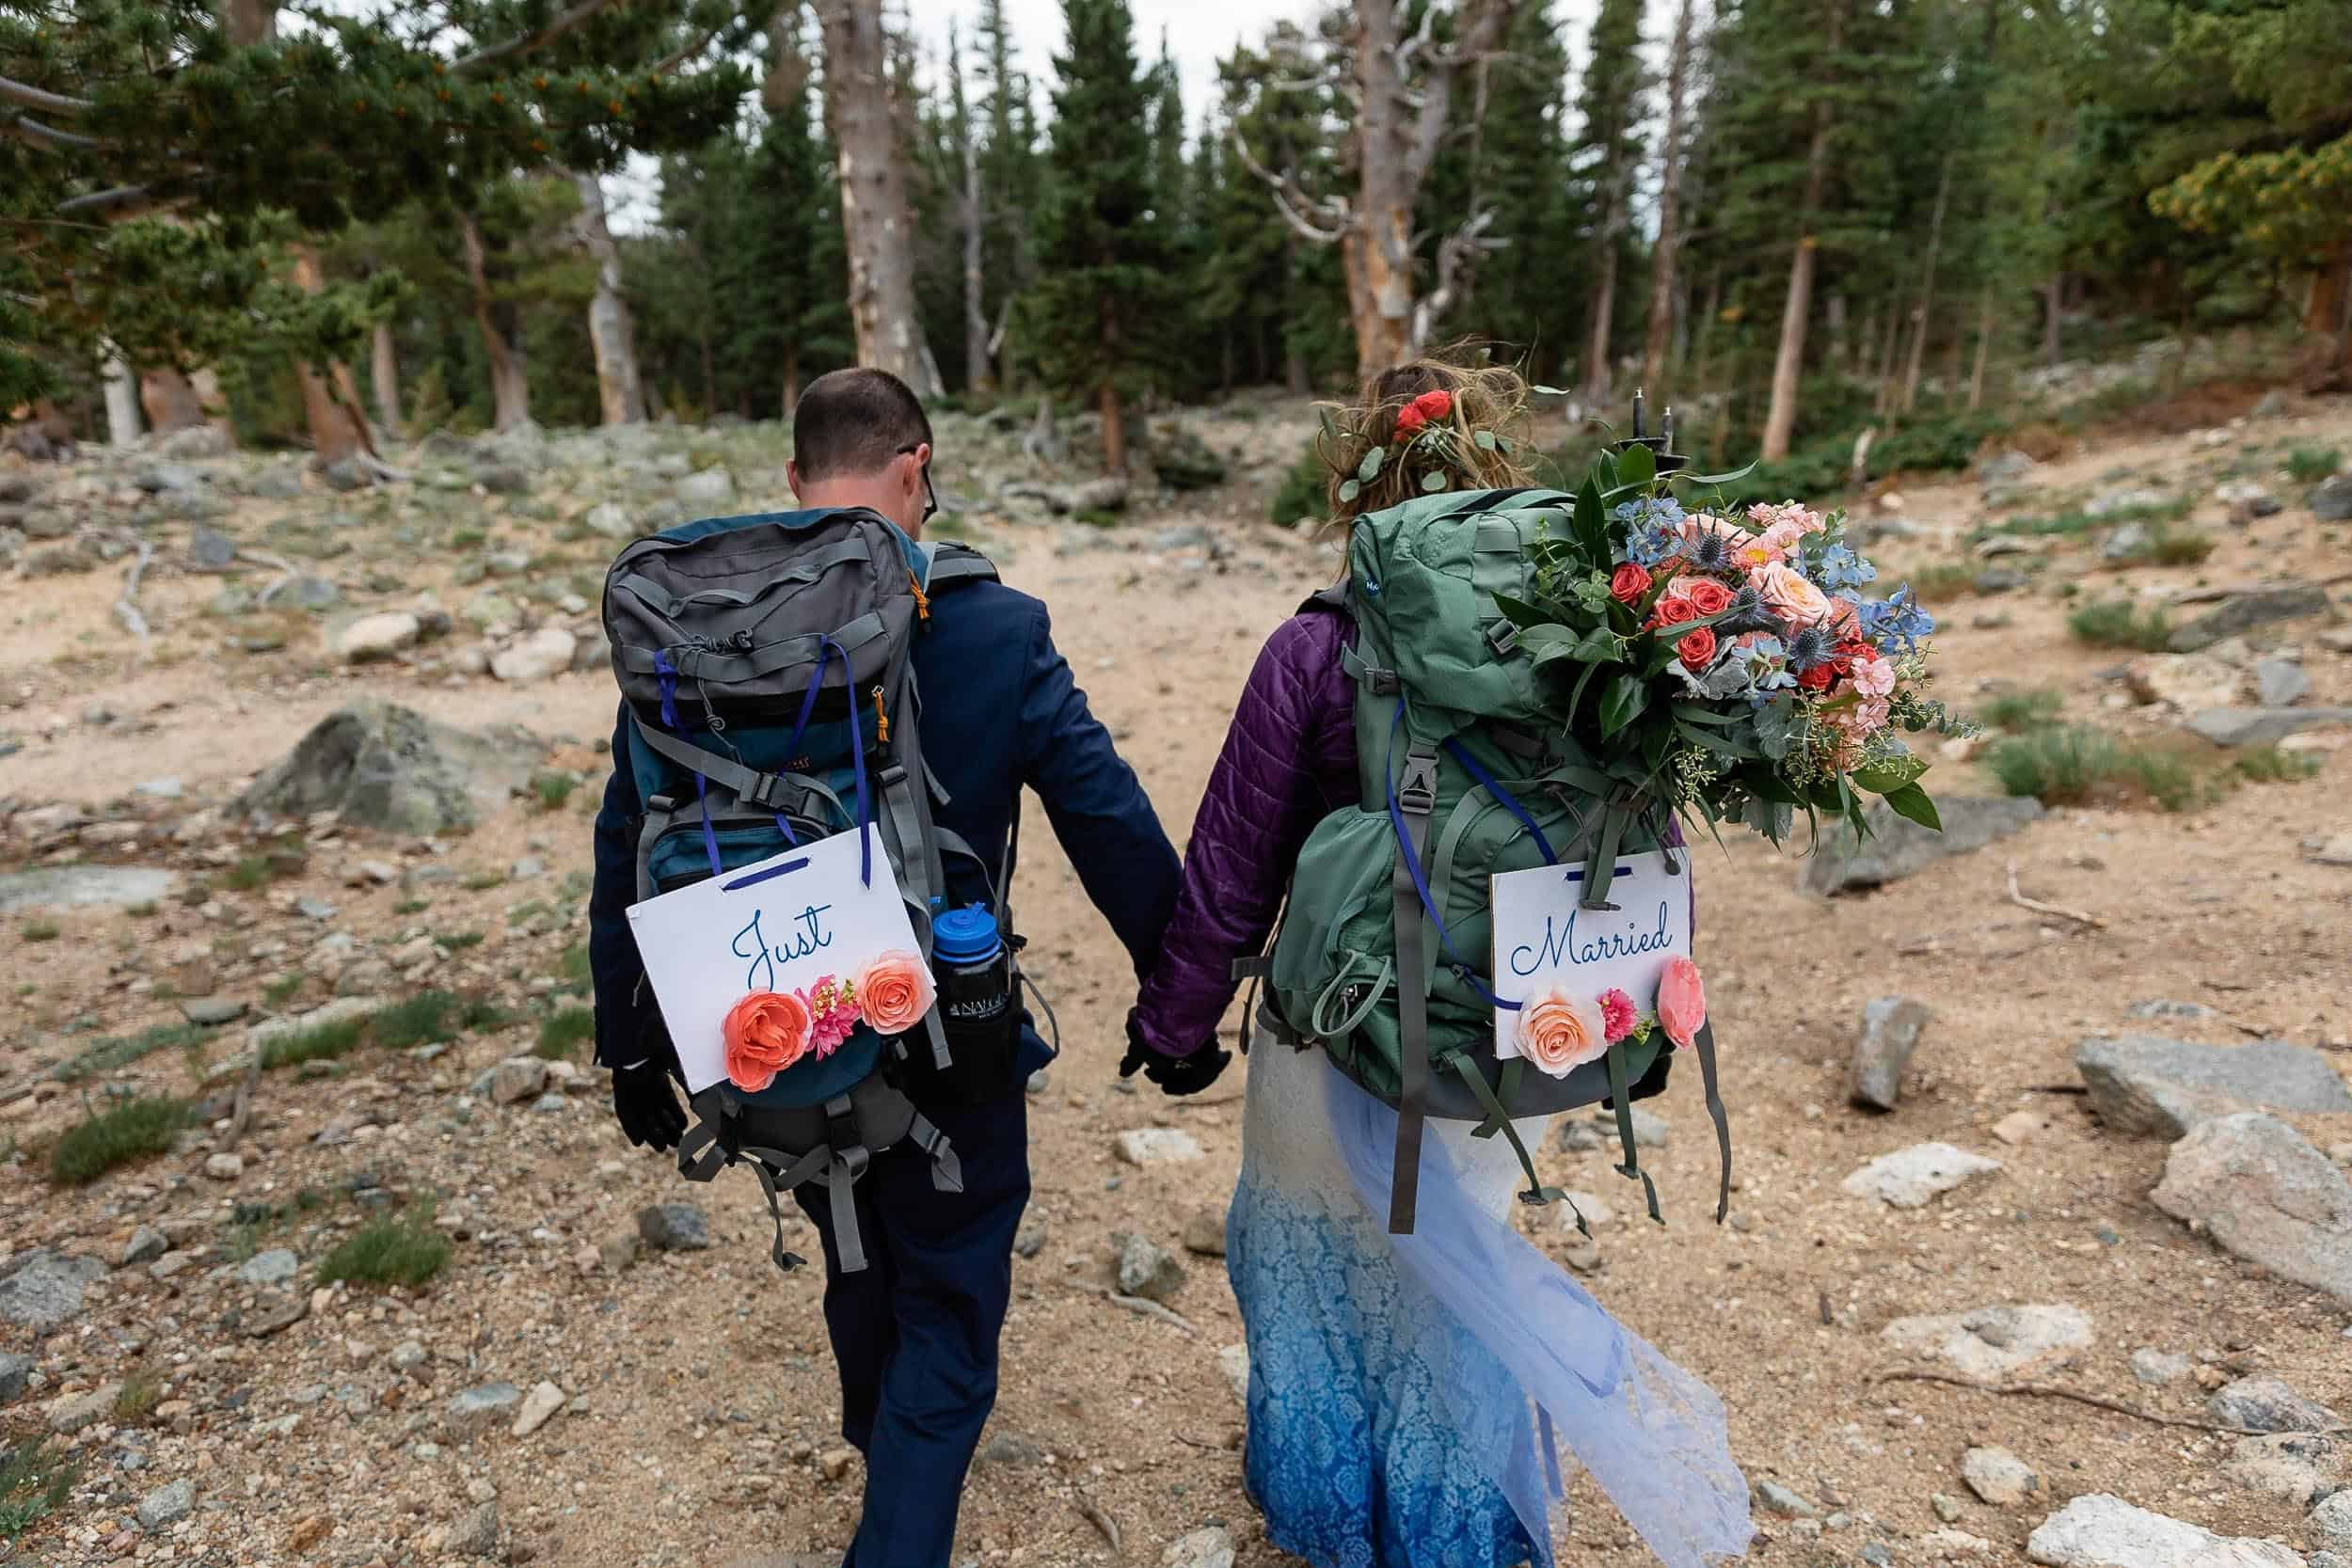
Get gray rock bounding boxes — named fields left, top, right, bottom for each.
left=2313, top=1493, right=2352, bottom=1555
left=2075, top=1037, right=2352, bottom=1137
left=1114, top=1129, right=1204, bottom=1165
left=330, top=610, right=421, bottom=662
left=2222, top=1433, right=2346, bottom=1507
left=1843, top=1143, right=2001, bottom=1207
left=179, top=995, right=246, bottom=1026
left=1217, top=1342, right=1250, bottom=1403
left=248, top=462, right=306, bottom=500
left=485, top=1056, right=548, bottom=1105
left=1558, top=1106, right=1672, bottom=1152
left=445, top=1501, right=501, bottom=1557
left=2099, top=522, right=2153, bottom=561
left=0, top=865, right=181, bottom=914
left=0, top=1350, right=32, bottom=1402
left=2130, top=999, right=2217, bottom=1022
left=2131, top=1348, right=2194, bottom=1386
left=1974, top=567, right=2028, bottom=594
left=1963, top=1445, right=2040, bottom=1506
left=2025, top=1492, right=2304, bottom=1567
left=17, top=505, right=73, bottom=540
left=1976, top=535, right=2035, bottom=559
left=159, top=425, right=231, bottom=459
left=446, top=1382, right=522, bottom=1439
left=188, top=525, right=237, bottom=569
left=1013, top=1220, right=1048, bottom=1259
left=977, top=1433, right=1041, bottom=1468
left=47, top=1382, right=118, bottom=1433
left=584, top=501, right=636, bottom=540
left=2208, top=1375, right=2343, bottom=1435
left=1114, top=1233, right=1186, bottom=1303
left=135, top=462, right=203, bottom=495
left=236, top=1248, right=298, bottom=1288
left=0, top=1249, right=104, bottom=1331
left=2187, top=706, right=2352, bottom=748
left=1882, top=1303, right=2093, bottom=1379
left=135, top=1478, right=195, bottom=1530
left=234, top=700, right=542, bottom=836
left=2254, top=659, right=2312, bottom=707
left=1977, top=450, right=2037, bottom=487
left=638, top=1202, right=711, bottom=1252
left=473, top=463, right=531, bottom=496
left=2087, top=486, right=2172, bottom=518
left=1804, top=797, right=2045, bottom=895
left=513, top=1379, right=565, bottom=1437
left=2152, top=1113, right=2352, bottom=1307
left=1850, top=997, right=1933, bottom=1111
left=1152, top=524, right=1216, bottom=553
left=490, top=626, right=576, bottom=682
left=1164, top=1526, right=1237, bottom=1568
left=2169, top=585, right=2338, bottom=652
left=1067, top=476, right=1130, bottom=514
left=676, top=467, right=735, bottom=507
left=2312, top=475, right=2352, bottom=523
left=1182, top=1204, right=1227, bottom=1257
left=119, top=1227, right=168, bottom=1268
left=1756, top=1481, right=1821, bottom=1517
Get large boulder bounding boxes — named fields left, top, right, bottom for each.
left=0, top=1250, right=104, bottom=1331
left=489, top=627, right=577, bottom=683
left=2187, top=707, right=2352, bottom=748
left=1803, top=797, right=2045, bottom=895
left=2169, top=586, right=2337, bottom=653
left=2151, top=1113, right=2352, bottom=1307
left=2125, top=654, right=2245, bottom=712
left=2311, top=475, right=2352, bottom=523
left=2076, top=1037, right=2352, bottom=1137
left=234, top=701, right=542, bottom=836
left=2025, top=1494, right=2304, bottom=1568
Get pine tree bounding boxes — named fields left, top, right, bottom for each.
left=1569, top=0, right=1649, bottom=402
left=975, top=0, right=1041, bottom=388
left=1023, top=0, right=1174, bottom=474
left=1453, top=2, right=1577, bottom=381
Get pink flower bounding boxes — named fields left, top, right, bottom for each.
left=1750, top=561, right=1833, bottom=630
left=1747, top=500, right=1827, bottom=537
left=1851, top=653, right=1896, bottom=698
left=1657, top=958, right=1708, bottom=1051
left=1515, top=990, right=1610, bottom=1078
left=1597, top=989, right=1638, bottom=1044
left=1851, top=696, right=1892, bottom=735
left=803, top=975, right=860, bottom=1059
left=1677, top=513, right=1756, bottom=556
left=723, top=990, right=814, bottom=1092
left=854, top=950, right=935, bottom=1037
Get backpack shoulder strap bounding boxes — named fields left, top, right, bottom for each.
left=917, top=540, right=1000, bottom=593
left=1298, top=582, right=1349, bottom=616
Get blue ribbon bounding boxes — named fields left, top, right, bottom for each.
left=1384, top=701, right=1519, bottom=1012
left=654, top=650, right=723, bottom=879
left=1441, top=737, right=1560, bottom=866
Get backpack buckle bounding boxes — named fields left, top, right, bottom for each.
left=1486, top=621, right=1519, bottom=657
left=1398, top=754, right=1439, bottom=816
left=740, top=772, right=790, bottom=812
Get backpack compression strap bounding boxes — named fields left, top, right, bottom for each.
left=1388, top=740, right=1439, bottom=1235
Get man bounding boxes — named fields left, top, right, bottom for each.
left=586, top=367, right=1223, bottom=1567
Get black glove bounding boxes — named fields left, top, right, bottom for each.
left=612, top=1061, right=688, bottom=1152
left=1119, top=1011, right=1232, bottom=1098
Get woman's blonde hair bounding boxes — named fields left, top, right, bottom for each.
left=1315, top=344, right=1537, bottom=526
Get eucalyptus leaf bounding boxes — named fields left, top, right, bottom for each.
left=1358, top=446, right=1386, bottom=483
left=1880, top=782, right=1942, bottom=832
left=1531, top=385, right=1571, bottom=396
left=1339, top=478, right=1360, bottom=503
left=1318, top=407, right=1341, bottom=443
left=1598, top=673, right=1648, bottom=738
left=1422, top=471, right=1449, bottom=492
left=1473, top=428, right=1499, bottom=451
left=1852, top=749, right=1929, bottom=795
left=1667, top=461, right=1759, bottom=487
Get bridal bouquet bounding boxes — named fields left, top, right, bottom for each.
left=1498, top=443, right=1969, bottom=881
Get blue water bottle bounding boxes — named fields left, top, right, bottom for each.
left=930, top=905, right=1017, bottom=1101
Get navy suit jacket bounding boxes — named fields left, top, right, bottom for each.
left=587, top=572, right=1180, bottom=1076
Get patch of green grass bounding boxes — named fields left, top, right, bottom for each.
left=2105, top=523, right=2216, bottom=568
left=531, top=770, right=580, bottom=811
left=534, top=1005, right=595, bottom=1060
left=392, top=897, right=430, bottom=916
left=446, top=929, right=485, bottom=950
left=1985, top=725, right=2203, bottom=812
left=316, top=1209, right=452, bottom=1290
left=2234, top=747, right=2323, bottom=784
left=50, top=1097, right=189, bottom=1185
left=371, top=990, right=458, bottom=1051
left=114, top=1368, right=165, bottom=1426
left=262, top=974, right=304, bottom=1009
left=2068, top=599, right=2173, bottom=652
left=54, top=1021, right=206, bottom=1084
left=461, top=870, right=507, bottom=892
left=1978, top=688, right=2063, bottom=733
left=20, top=918, right=59, bottom=942
left=0, top=1436, right=80, bottom=1537
left=556, top=940, right=591, bottom=990
left=223, top=856, right=271, bottom=892
left=124, top=901, right=158, bottom=919
left=1907, top=562, right=1979, bottom=600
left=460, top=997, right=513, bottom=1033
left=260, top=1013, right=369, bottom=1070
left=2285, top=444, right=2343, bottom=483
left=449, top=527, right=487, bottom=549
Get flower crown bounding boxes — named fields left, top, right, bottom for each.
left=1335, top=388, right=1517, bottom=506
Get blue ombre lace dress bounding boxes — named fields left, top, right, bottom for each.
left=1226, top=1033, right=1753, bottom=1568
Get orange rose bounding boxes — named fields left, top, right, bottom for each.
left=1658, top=957, right=1708, bottom=1050
left=1683, top=578, right=1734, bottom=617
left=1751, top=562, right=1832, bottom=629
left=855, top=950, right=935, bottom=1037
left=723, top=989, right=813, bottom=1092
left=1677, top=626, right=1720, bottom=672
left=1515, top=990, right=1610, bottom=1078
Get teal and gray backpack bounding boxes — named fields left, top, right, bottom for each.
left=1248, top=487, right=1731, bottom=1234
left=601, top=506, right=1005, bottom=1275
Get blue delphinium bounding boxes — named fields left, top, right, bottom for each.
left=1856, top=585, right=1935, bottom=655
left=1612, top=496, right=1686, bottom=566
left=1729, top=634, right=1796, bottom=692
left=1814, top=543, right=1878, bottom=593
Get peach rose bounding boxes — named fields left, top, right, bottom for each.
left=1657, top=957, right=1708, bottom=1051
left=1750, top=562, right=1833, bottom=630
left=723, top=989, right=813, bottom=1092
left=855, top=949, right=935, bottom=1036
left=1515, top=990, right=1610, bottom=1078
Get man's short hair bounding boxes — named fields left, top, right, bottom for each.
left=792, top=368, right=933, bottom=481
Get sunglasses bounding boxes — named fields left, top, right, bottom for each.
left=898, top=444, right=939, bottom=525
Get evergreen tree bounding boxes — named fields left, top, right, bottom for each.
left=1023, top=0, right=1174, bottom=473
left=1455, top=2, right=1578, bottom=382
left=976, top=0, right=1040, bottom=387
left=1568, top=0, right=1650, bottom=400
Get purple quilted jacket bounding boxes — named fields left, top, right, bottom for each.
left=1133, top=605, right=1358, bottom=1057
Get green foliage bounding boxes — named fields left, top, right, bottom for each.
left=2104, top=522, right=2216, bottom=567
left=261, top=1013, right=370, bottom=1070
left=371, top=990, right=459, bottom=1051
left=532, top=770, right=580, bottom=811
left=1269, top=441, right=1328, bottom=525
left=1905, top=563, right=1979, bottom=600
left=19, top=919, right=58, bottom=942
left=535, top=1005, right=596, bottom=1060
left=53, top=1021, right=207, bottom=1084
left=316, top=1209, right=452, bottom=1290
left=2234, top=746, right=2323, bottom=783
left=2068, top=598, right=2173, bottom=651
left=114, top=1368, right=166, bottom=1426
left=51, top=1098, right=189, bottom=1185
left=1978, top=688, right=2063, bottom=733
left=1986, top=726, right=2202, bottom=812
left=0, top=1437, right=79, bottom=1539
left=2287, top=445, right=2344, bottom=483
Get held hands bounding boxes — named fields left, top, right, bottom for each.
left=1119, top=1009, right=1232, bottom=1098
left=612, top=1061, right=688, bottom=1151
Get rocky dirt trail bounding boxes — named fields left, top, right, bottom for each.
left=2, top=391, right=2350, bottom=1568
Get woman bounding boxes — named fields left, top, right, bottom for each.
left=1128, top=355, right=1752, bottom=1568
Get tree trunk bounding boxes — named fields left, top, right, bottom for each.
left=1641, top=0, right=1697, bottom=400
left=783, top=342, right=802, bottom=422
left=2306, top=242, right=2351, bottom=341
left=459, top=214, right=532, bottom=432
left=289, top=247, right=372, bottom=467
left=1285, top=341, right=1310, bottom=397
left=961, top=108, right=990, bottom=396
left=370, top=322, right=403, bottom=436
left=2042, top=274, right=2063, bottom=367
left=1969, top=284, right=1994, bottom=410
left=1583, top=218, right=1622, bottom=404
left=138, top=368, right=210, bottom=437
left=1099, top=381, right=1126, bottom=477
left=575, top=171, right=646, bottom=426
left=1760, top=0, right=1844, bottom=462
left=1900, top=156, right=1952, bottom=416
left=1690, top=269, right=1723, bottom=394
left=1873, top=304, right=1901, bottom=410
left=818, top=0, right=944, bottom=398
left=102, top=349, right=140, bottom=447
left=1825, top=293, right=1850, bottom=377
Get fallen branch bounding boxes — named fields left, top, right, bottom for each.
left=113, top=538, right=153, bottom=649
left=1170, top=1090, right=1245, bottom=1110
left=2006, top=861, right=2105, bottom=930
left=1873, top=1370, right=2352, bottom=1437
left=1073, top=1490, right=1121, bottom=1555
left=1174, top=1431, right=1224, bottom=1451
left=1102, top=1289, right=1197, bottom=1336
left=2168, top=569, right=2352, bottom=607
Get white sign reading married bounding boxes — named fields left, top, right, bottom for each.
left=627, top=827, right=932, bottom=1095
left=1489, top=847, right=1692, bottom=1061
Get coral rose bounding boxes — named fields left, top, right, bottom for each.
left=1652, top=595, right=1699, bottom=628
left=723, top=989, right=814, bottom=1092
left=1682, top=578, right=1734, bottom=617
left=1610, top=562, right=1653, bottom=606
left=1752, top=562, right=1833, bottom=629
left=855, top=949, right=936, bottom=1036
left=1516, top=990, right=1611, bottom=1078
left=1677, top=626, right=1720, bottom=672
left=1393, top=388, right=1454, bottom=437
left=1657, top=957, right=1708, bottom=1050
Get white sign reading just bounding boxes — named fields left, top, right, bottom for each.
left=627, top=827, right=930, bottom=1096
left=1489, top=847, right=1693, bottom=1061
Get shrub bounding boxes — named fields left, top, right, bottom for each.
left=371, top=990, right=458, bottom=1051
left=316, top=1210, right=452, bottom=1289
left=531, top=771, right=580, bottom=812
left=2105, top=522, right=2215, bottom=568
left=2285, top=445, right=2343, bottom=483
left=1978, top=688, right=2063, bottom=733
left=51, top=1097, right=188, bottom=1185
left=260, top=1012, right=369, bottom=1069
left=1985, top=726, right=2202, bottom=812
left=1906, top=562, right=1978, bottom=600
left=54, top=1021, right=206, bottom=1084
left=223, top=856, right=271, bottom=892
left=0, top=1437, right=79, bottom=1537
left=1268, top=442, right=1328, bottom=527
left=2068, top=599, right=2171, bottom=651
left=535, top=1004, right=596, bottom=1060
left=21, top=919, right=59, bottom=942
left=114, top=1369, right=166, bottom=1426
left=2234, top=747, right=2323, bottom=784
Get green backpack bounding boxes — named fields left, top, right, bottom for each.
left=1248, top=487, right=1731, bottom=1234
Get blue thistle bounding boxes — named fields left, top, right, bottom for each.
left=1786, top=623, right=1837, bottom=673
left=1685, top=531, right=1735, bottom=574
left=1715, top=584, right=1780, bottom=637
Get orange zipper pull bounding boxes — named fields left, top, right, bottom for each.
left=873, top=686, right=890, bottom=746
left=908, top=570, right=930, bottom=622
